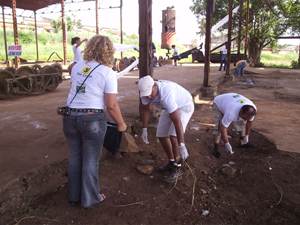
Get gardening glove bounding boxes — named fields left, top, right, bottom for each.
left=224, top=142, right=234, bottom=154
left=141, top=128, right=149, bottom=144
left=178, top=143, right=189, bottom=161
left=240, top=135, right=249, bottom=145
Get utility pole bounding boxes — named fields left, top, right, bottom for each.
left=95, top=0, right=99, bottom=34
left=138, top=0, right=153, bottom=77
left=237, top=0, right=243, bottom=61
left=120, top=0, right=123, bottom=58
left=203, top=0, right=213, bottom=87
left=226, top=0, right=233, bottom=76
left=244, top=0, right=250, bottom=57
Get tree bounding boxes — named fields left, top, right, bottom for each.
left=50, top=16, right=82, bottom=33
left=283, top=0, right=300, bottom=66
left=50, top=19, right=61, bottom=33
left=190, top=0, right=299, bottom=66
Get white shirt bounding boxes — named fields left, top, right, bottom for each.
left=66, top=60, right=118, bottom=109
left=141, top=80, right=193, bottom=114
left=221, top=46, right=227, bottom=54
left=213, top=93, right=257, bottom=128
left=172, top=48, right=178, bottom=57
left=73, top=44, right=82, bottom=63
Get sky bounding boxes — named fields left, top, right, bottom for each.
left=38, top=0, right=200, bottom=45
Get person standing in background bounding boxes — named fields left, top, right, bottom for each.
left=68, top=37, right=87, bottom=74
left=219, top=42, right=228, bottom=71
left=171, top=44, right=179, bottom=66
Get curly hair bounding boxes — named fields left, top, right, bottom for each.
left=83, top=35, right=115, bottom=67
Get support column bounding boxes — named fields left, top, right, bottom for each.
left=120, top=0, right=123, bottom=58
left=61, top=0, right=67, bottom=65
left=95, top=0, right=99, bottom=34
left=138, top=0, right=152, bottom=77
left=34, top=11, right=39, bottom=61
left=2, top=6, right=8, bottom=64
left=237, top=0, right=243, bottom=60
left=203, top=0, right=213, bottom=87
left=244, top=0, right=250, bottom=57
left=11, top=0, right=19, bottom=68
left=298, top=44, right=300, bottom=66
left=226, top=0, right=233, bottom=76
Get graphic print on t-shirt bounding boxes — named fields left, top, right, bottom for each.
left=81, top=66, right=91, bottom=76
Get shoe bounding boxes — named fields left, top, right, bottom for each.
left=240, top=143, right=255, bottom=148
left=158, top=161, right=179, bottom=173
left=69, top=201, right=79, bottom=207
left=211, top=144, right=221, bottom=158
left=163, top=168, right=183, bottom=183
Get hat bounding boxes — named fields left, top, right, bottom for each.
left=138, top=75, right=155, bottom=97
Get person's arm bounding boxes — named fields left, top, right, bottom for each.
left=76, top=38, right=87, bottom=48
left=169, top=109, right=184, bottom=144
left=105, top=93, right=127, bottom=131
left=139, top=101, right=151, bottom=144
left=245, top=120, right=252, bottom=136
left=220, top=124, right=229, bottom=144
left=139, top=102, right=150, bottom=128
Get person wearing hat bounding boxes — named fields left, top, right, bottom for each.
left=212, top=93, right=257, bottom=158
left=138, top=75, right=194, bottom=175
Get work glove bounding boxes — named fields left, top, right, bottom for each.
left=141, top=128, right=149, bottom=144
left=240, top=135, right=249, bottom=145
left=179, top=143, right=189, bottom=161
left=224, top=142, right=234, bottom=154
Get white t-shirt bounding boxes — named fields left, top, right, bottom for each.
left=221, top=46, right=227, bottom=54
left=73, top=44, right=82, bottom=63
left=213, top=93, right=257, bottom=128
left=172, top=48, right=178, bottom=57
left=66, top=60, right=118, bottom=109
left=140, top=80, right=193, bottom=114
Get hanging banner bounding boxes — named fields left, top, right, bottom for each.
left=8, top=45, right=22, bottom=56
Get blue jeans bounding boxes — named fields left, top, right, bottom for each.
left=63, top=111, right=106, bottom=208
left=219, top=55, right=227, bottom=71
left=234, top=62, right=246, bottom=76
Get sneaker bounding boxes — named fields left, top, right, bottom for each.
left=163, top=168, right=183, bottom=183
left=158, top=161, right=179, bottom=173
left=211, top=144, right=221, bottom=158
left=240, top=142, right=255, bottom=148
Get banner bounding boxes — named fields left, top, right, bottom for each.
left=8, top=45, right=22, bottom=56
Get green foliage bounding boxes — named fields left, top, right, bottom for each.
left=50, top=16, right=83, bottom=33
left=261, top=51, right=298, bottom=69
left=51, top=19, right=61, bottom=33
left=190, top=0, right=300, bottom=66
left=291, top=60, right=300, bottom=69
left=190, top=0, right=239, bottom=32
left=0, top=29, right=139, bottom=61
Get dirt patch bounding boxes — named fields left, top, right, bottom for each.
left=1, top=66, right=300, bottom=225
left=3, top=101, right=300, bottom=225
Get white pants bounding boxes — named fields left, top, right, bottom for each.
left=156, top=104, right=194, bottom=137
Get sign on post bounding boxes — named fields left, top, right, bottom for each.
left=8, top=45, right=22, bottom=56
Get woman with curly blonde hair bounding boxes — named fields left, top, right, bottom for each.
left=63, top=35, right=127, bottom=208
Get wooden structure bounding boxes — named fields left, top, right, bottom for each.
left=0, top=0, right=125, bottom=67
left=226, top=0, right=233, bottom=76
left=138, top=0, right=152, bottom=77
left=237, top=0, right=243, bottom=61
left=203, top=0, right=214, bottom=87
left=0, top=0, right=64, bottom=67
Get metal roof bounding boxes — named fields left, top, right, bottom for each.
left=0, top=0, right=62, bottom=11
